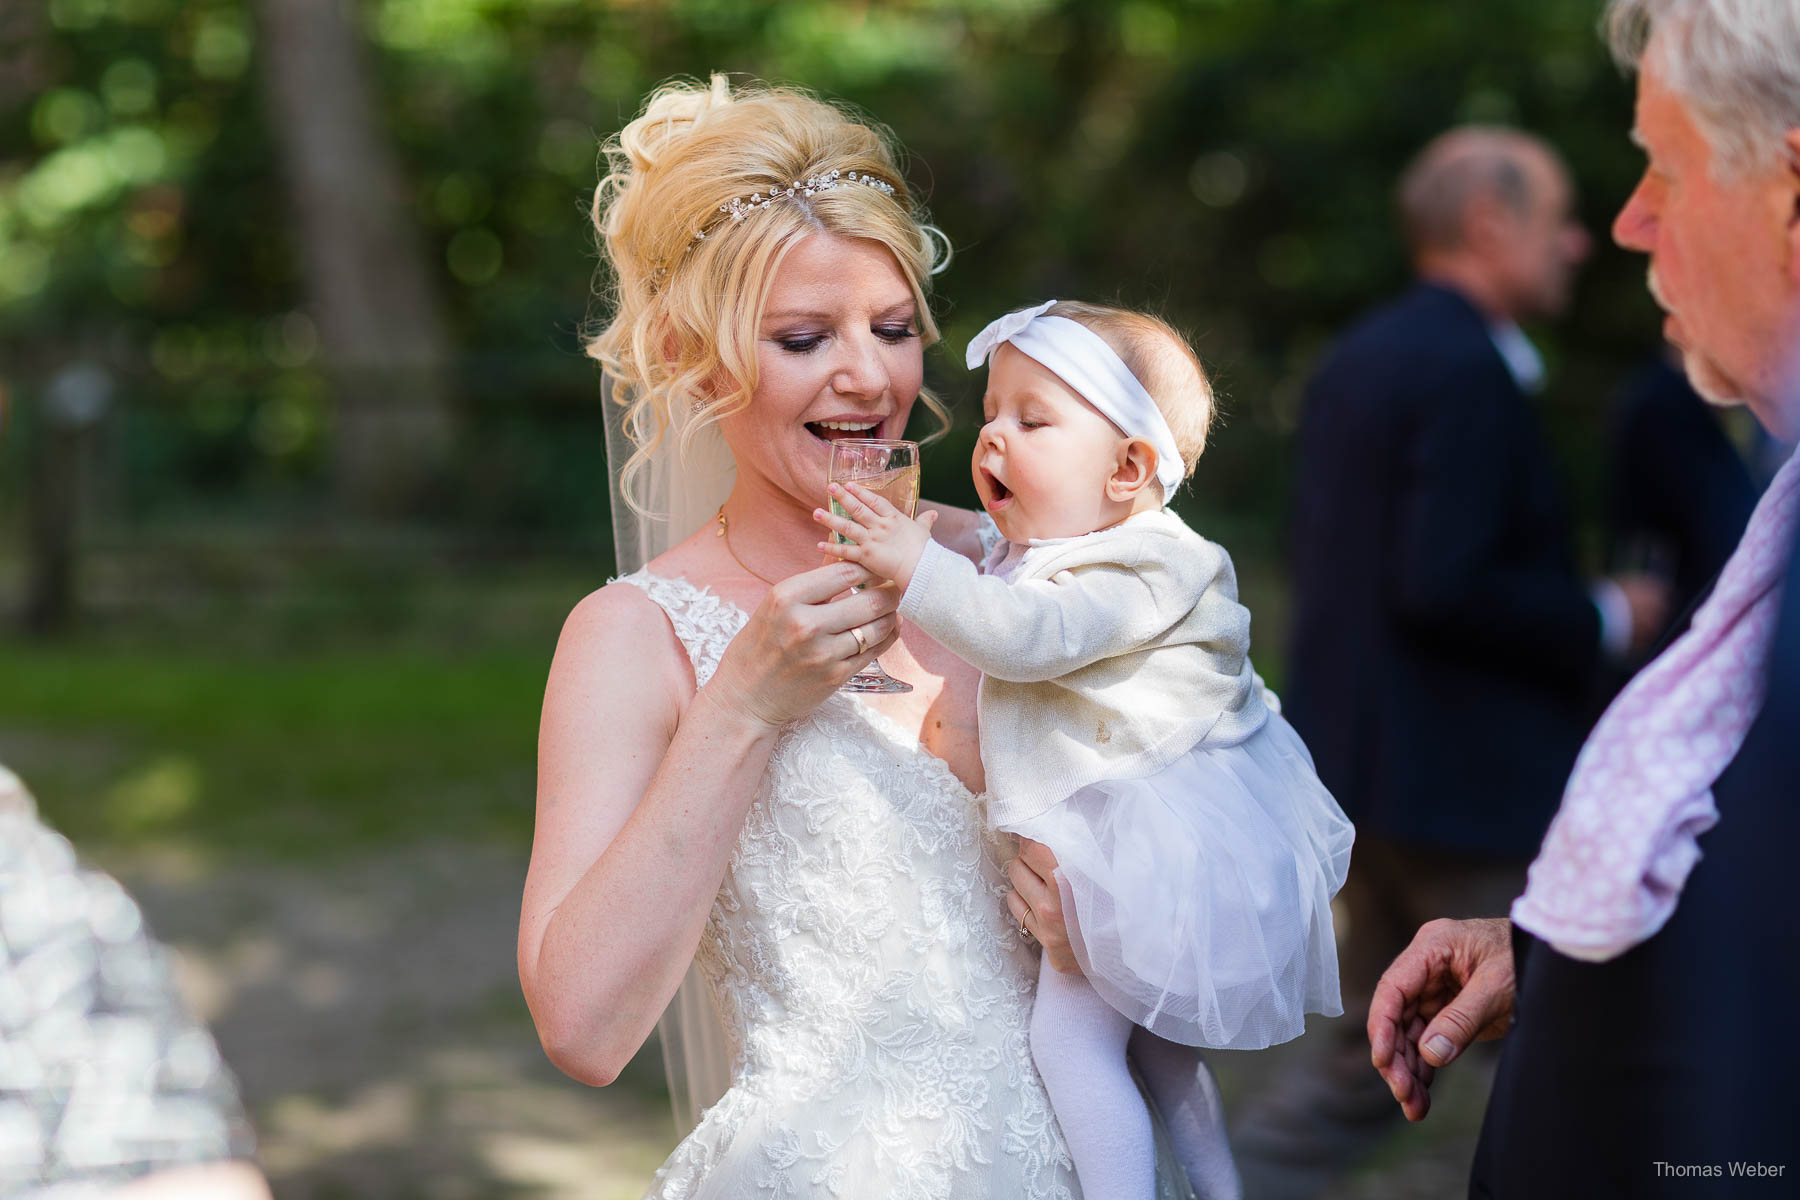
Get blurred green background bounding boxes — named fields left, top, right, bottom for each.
left=0, top=0, right=1664, bottom=1196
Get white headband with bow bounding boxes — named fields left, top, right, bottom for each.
left=965, top=300, right=1186, bottom=499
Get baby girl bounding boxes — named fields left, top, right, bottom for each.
left=816, top=300, right=1354, bottom=1199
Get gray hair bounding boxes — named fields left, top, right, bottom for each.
left=1604, top=0, right=1800, bottom=177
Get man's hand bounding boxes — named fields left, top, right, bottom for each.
left=1367, top=917, right=1516, bottom=1122
left=1612, top=572, right=1674, bottom=656
left=814, top=481, right=936, bottom=591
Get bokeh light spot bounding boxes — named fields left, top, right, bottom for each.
left=105, top=756, right=203, bottom=834
left=253, top=377, right=325, bottom=457
left=535, top=120, right=595, bottom=181
left=32, top=89, right=104, bottom=147
left=101, top=59, right=160, bottom=118
left=447, top=228, right=503, bottom=285
left=192, top=15, right=253, bottom=81
left=1190, top=151, right=1249, bottom=208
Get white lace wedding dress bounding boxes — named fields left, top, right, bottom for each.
left=623, top=570, right=1201, bottom=1199
left=623, top=569, right=1074, bottom=1198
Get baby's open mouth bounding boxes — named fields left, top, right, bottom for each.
left=807, top=420, right=882, bottom=443
left=981, top=468, right=1011, bottom=505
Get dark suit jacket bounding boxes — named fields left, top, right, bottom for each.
left=1469, top=523, right=1800, bottom=1198
left=1287, top=282, right=1600, bottom=857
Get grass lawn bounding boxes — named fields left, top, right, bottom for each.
left=0, top=639, right=550, bottom=860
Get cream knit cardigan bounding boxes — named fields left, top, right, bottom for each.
left=899, top=508, right=1270, bottom=828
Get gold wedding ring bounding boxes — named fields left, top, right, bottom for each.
left=850, top=624, right=870, bottom=655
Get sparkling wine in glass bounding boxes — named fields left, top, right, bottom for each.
left=827, top=439, right=921, bottom=694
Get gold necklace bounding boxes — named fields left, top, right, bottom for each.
left=715, top=505, right=777, bottom=585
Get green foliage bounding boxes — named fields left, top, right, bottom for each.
left=2, top=0, right=1665, bottom=559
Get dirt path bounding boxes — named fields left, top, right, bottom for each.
left=112, top=840, right=1490, bottom=1199
left=114, top=841, right=678, bottom=1200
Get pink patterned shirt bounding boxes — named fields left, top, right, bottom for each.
left=1512, top=447, right=1798, bottom=961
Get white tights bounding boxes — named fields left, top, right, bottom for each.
left=1032, top=958, right=1241, bottom=1200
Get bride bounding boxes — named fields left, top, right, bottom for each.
left=517, top=74, right=1194, bottom=1198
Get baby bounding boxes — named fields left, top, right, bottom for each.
left=815, top=300, right=1354, bottom=1199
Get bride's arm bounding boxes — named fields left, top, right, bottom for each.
left=518, top=561, right=896, bottom=1085
left=518, top=583, right=767, bottom=1086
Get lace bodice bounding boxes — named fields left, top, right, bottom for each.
left=621, top=569, right=1077, bottom=1200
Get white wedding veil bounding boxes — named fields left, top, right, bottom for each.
left=603, top=375, right=738, bottom=1134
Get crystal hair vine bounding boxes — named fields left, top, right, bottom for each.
left=648, top=168, right=899, bottom=287
left=694, top=168, right=896, bottom=247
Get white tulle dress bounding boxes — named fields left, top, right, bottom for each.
left=984, top=541, right=1353, bottom=1050
left=1010, top=714, right=1352, bottom=1049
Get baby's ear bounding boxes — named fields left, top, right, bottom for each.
left=1106, top=438, right=1159, bottom=502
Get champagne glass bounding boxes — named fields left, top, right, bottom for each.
left=827, top=438, right=921, bottom=694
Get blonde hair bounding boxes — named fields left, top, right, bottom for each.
left=1042, top=301, right=1216, bottom=481
left=587, top=74, right=951, bottom=512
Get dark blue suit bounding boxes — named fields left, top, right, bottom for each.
left=1287, top=282, right=1601, bottom=858
left=1469, top=518, right=1800, bottom=1198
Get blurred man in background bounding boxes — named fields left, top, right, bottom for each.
left=1236, top=125, right=1669, bottom=1189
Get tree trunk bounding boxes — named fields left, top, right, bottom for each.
left=24, top=417, right=81, bottom=637
left=25, top=362, right=113, bottom=637
left=252, top=0, right=454, bottom=514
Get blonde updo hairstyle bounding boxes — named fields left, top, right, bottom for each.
left=1042, top=301, right=1216, bottom=482
left=589, top=74, right=951, bottom=512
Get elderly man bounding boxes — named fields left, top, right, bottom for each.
left=1241, top=125, right=1667, bottom=1186
left=1368, top=1, right=1800, bottom=1193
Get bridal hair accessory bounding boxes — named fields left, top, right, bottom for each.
left=690, top=169, right=896, bottom=249
left=966, top=301, right=1187, bottom=499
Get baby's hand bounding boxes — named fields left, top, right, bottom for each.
left=815, top=481, right=937, bottom=591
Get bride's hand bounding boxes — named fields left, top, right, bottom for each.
left=1008, top=839, right=1082, bottom=974
left=704, top=560, right=901, bottom=729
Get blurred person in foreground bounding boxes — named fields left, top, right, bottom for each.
left=1236, top=125, right=1668, bottom=1182
left=1369, top=0, right=1800, bottom=1193
left=0, top=765, right=271, bottom=1200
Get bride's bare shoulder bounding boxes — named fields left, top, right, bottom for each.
left=550, top=576, right=693, bottom=700
left=919, top=502, right=991, bottom=564
left=552, top=517, right=728, bottom=697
